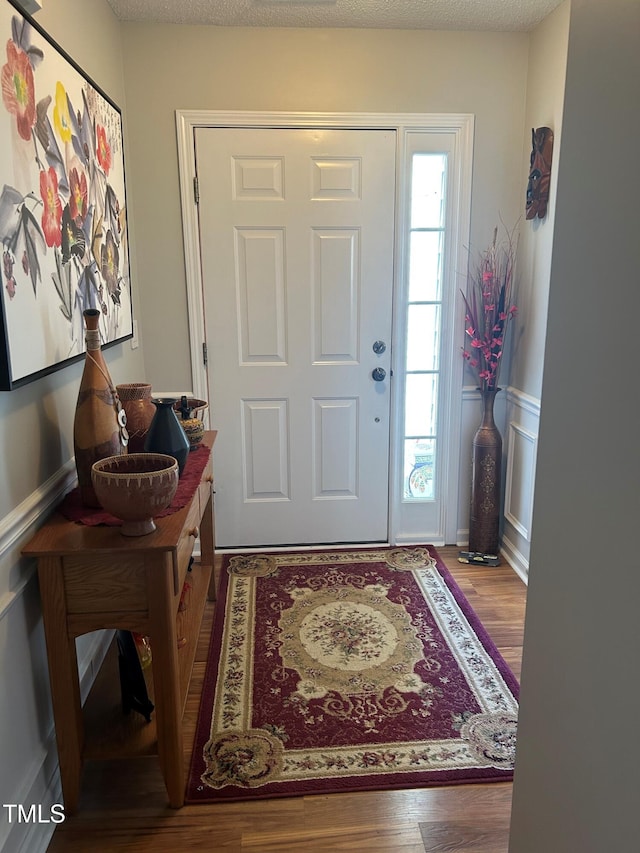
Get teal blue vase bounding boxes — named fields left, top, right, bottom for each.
left=144, top=398, right=190, bottom=476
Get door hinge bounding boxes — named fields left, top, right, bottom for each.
left=193, top=175, right=200, bottom=205
left=202, top=341, right=208, bottom=367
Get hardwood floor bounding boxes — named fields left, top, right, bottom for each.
left=47, top=546, right=527, bottom=853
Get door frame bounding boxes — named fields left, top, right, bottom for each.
left=176, top=110, right=474, bottom=545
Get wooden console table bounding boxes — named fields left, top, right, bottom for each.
left=23, top=431, right=217, bottom=813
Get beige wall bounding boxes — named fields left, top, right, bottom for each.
left=509, top=0, right=640, bottom=849
left=511, top=0, right=570, bottom=398
left=37, top=0, right=125, bottom=103
left=500, top=1, right=570, bottom=572
left=120, top=23, right=529, bottom=389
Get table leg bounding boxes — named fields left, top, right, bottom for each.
left=146, top=555, right=184, bottom=808
left=38, top=556, right=84, bottom=814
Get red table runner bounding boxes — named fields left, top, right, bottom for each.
left=60, top=445, right=211, bottom=526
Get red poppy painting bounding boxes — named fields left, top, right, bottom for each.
left=0, top=0, right=133, bottom=389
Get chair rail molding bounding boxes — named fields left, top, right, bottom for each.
left=505, top=386, right=541, bottom=417
left=0, top=459, right=76, bottom=619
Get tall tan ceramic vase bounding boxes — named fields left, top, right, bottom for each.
left=74, top=309, right=128, bottom=506
left=116, top=382, right=155, bottom=453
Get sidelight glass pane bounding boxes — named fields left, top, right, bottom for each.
left=406, top=304, right=440, bottom=372
left=410, top=154, right=447, bottom=229
left=409, top=230, right=444, bottom=302
left=403, top=438, right=435, bottom=500
left=401, top=150, right=448, bottom=506
left=404, top=373, right=438, bottom=437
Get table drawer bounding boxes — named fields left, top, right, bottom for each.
left=175, top=490, right=202, bottom=594
left=64, top=554, right=148, bottom=614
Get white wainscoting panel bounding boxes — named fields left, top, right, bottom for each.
left=502, top=387, right=541, bottom=581
left=505, top=421, right=538, bottom=540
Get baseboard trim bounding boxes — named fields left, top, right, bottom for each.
left=501, top=534, right=529, bottom=584
left=1, top=730, right=62, bottom=853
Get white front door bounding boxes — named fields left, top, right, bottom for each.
left=194, top=127, right=396, bottom=547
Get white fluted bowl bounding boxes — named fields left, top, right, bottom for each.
left=91, top=453, right=179, bottom=536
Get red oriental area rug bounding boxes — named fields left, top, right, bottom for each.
left=186, top=546, right=519, bottom=803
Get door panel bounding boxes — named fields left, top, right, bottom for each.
left=312, top=229, right=359, bottom=362
left=235, top=228, right=287, bottom=363
left=313, top=397, right=358, bottom=497
left=241, top=399, right=290, bottom=501
left=195, top=127, right=396, bottom=547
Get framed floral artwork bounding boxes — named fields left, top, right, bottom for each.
left=0, top=0, right=133, bottom=390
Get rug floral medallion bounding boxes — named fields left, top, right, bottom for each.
left=187, top=546, right=519, bottom=802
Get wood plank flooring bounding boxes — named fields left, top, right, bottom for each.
left=47, top=546, right=527, bottom=853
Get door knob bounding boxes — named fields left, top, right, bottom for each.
left=372, top=340, right=386, bottom=354
left=372, top=367, right=386, bottom=382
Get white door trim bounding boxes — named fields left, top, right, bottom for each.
left=175, top=110, right=474, bottom=545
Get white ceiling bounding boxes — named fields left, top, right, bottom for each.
left=105, top=0, right=564, bottom=32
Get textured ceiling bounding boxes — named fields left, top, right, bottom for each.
left=105, top=0, right=564, bottom=32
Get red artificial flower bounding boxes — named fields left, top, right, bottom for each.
left=40, top=167, right=63, bottom=247
left=96, top=124, right=111, bottom=175
left=1, top=40, right=36, bottom=142
left=69, top=167, right=88, bottom=223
